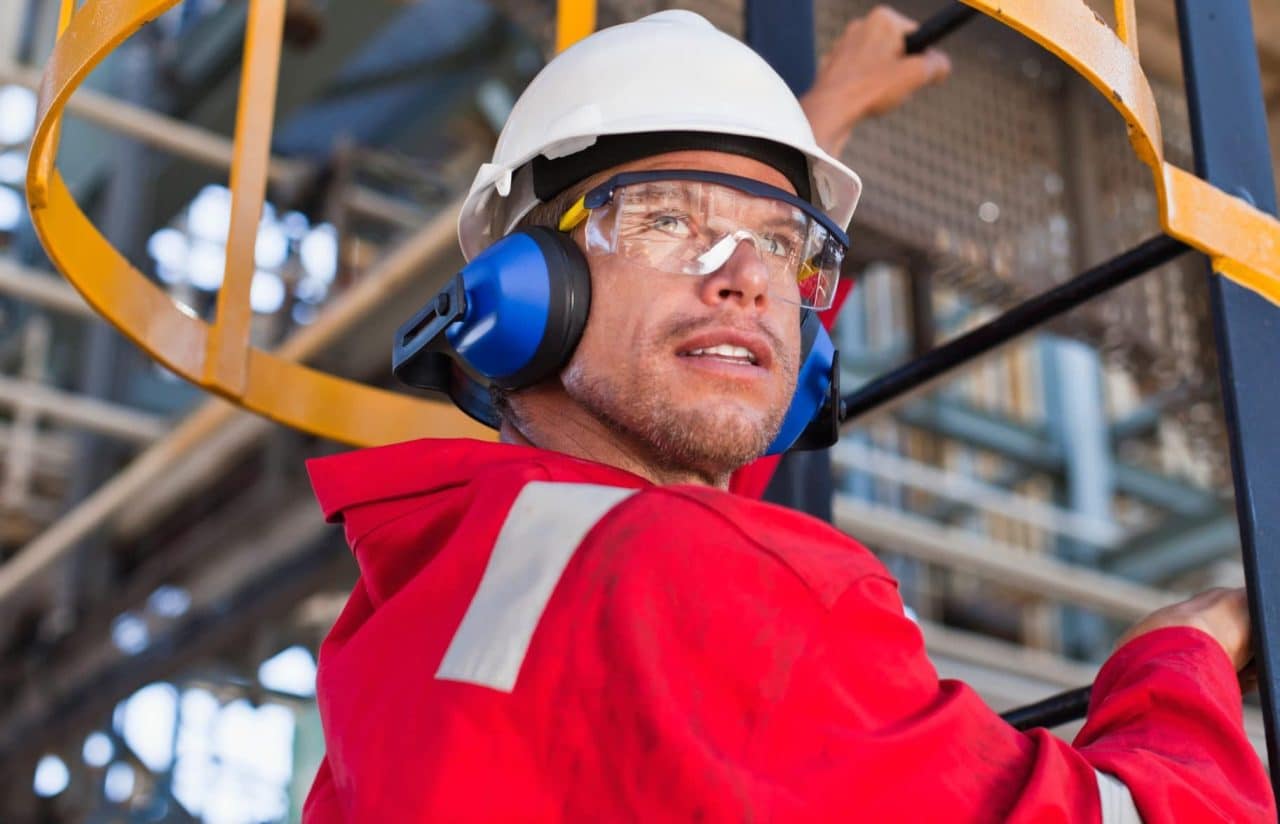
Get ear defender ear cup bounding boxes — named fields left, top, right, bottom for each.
left=764, top=310, right=841, bottom=455
left=392, top=227, right=591, bottom=427
left=449, top=227, right=592, bottom=389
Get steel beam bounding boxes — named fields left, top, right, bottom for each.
left=832, top=492, right=1179, bottom=622
left=1176, top=1, right=1280, bottom=790
left=1106, top=514, right=1240, bottom=584
left=831, top=440, right=1126, bottom=547
left=0, top=199, right=463, bottom=614
left=0, top=260, right=93, bottom=318
left=892, top=397, right=1220, bottom=518
left=0, top=63, right=310, bottom=193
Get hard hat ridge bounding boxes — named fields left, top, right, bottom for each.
left=530, top=130, right=814, bottom=205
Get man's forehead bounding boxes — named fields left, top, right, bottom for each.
left=629, top=180, right=805, bottom=224
left=602, top=149, right=797, bottom=196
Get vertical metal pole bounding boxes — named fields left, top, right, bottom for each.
left=1041, top=337, right=1113, bottom=660
left=1175, top=0, right=1280, bottom=797
left=744, top=0, right=815, bottom=96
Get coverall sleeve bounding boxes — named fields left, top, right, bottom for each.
left=761, top=573, right=1274, bottom=823
left=1074, top=624, right=1273, bottom=821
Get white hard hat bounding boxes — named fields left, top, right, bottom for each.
left=458, top=9, right=863, bottom=261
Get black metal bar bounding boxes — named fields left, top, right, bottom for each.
left=744, top=0, right=816, bottom=96
left=1175, top=0, right=1280, bottom=799
left=905, top=4, right=978, bottom=54
left=839, top=235, right=1189, bottom=423
left=1000, top=685, right=1091, bottom=732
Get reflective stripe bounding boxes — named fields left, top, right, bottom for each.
left=1095, top=770, right=1143, bottom=824
left=437, top=481, right=638, bottom=691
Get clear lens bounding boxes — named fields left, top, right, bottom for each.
left=581, top=179, right=843, bottom=310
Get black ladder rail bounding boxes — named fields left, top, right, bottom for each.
left=906, top=3, right=979, bottom=54
left=1176, top=0, right=1280, bottom=801
left=1000, top=685, right=1092, bottom=732
left=839, top=235, right=1190, bottom=424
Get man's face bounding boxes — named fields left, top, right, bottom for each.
left=559, top=150, right=804, bottom=482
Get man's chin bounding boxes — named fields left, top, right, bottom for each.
left=647, top=402, right=780, bottom=474
left=562, top=365, right=784, bottom=480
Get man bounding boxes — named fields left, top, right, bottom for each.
left=303, top=8, right=1273, bottom=822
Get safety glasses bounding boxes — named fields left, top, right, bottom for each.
left=558, top=170, right=849, bottom=310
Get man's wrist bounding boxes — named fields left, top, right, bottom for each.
left=800, top=87, right=870, bottom=156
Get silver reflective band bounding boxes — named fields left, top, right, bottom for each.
left=1095, top=770, right=1143, bottom=824
left=436, top=482, right=638, bottom=692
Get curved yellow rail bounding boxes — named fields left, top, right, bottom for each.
left=26, top=0, right=492, bottom=447
left=963, top=0, right=1280, bottom=303
left=24, top=0, right=1276, bottom=449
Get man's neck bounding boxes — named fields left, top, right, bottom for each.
left=498, top=388, right=728, bottom=489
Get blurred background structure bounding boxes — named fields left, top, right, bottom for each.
left=1, top=0, right=1278, bottom=820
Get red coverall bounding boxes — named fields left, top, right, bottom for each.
left=302, top=437, right=1273, bottom=822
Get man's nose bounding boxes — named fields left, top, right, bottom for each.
left=699, top=238, right=770, bottom=309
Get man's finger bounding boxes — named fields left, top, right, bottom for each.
left=871, top=4, right=920, bottom=34
left=923, top=49, right=953, bottom=82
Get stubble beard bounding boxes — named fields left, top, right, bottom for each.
left=561, top=322, right=797, bottom=484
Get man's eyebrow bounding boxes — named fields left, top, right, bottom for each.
left=754, top=213, right=805, bottom=234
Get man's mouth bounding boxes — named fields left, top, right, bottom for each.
left=680, top=343, right=759, bottom=365
left=674, top=328, right=774, bottom=372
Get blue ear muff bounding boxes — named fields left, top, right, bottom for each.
left=392, top=227, right=591, bottom=427
left=764, top=310, right=842, bottom=455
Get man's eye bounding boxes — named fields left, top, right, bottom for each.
left=761, top=234, right=797, bottom=257
left=646, top=213, right=692, bottom=236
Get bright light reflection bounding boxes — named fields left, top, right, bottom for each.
left=120, top=682, right=177, bottom=771
left=0, top=151, right=25, bottom=184
left=83, top=732, right=113, bottom=767
left=295, top=275, right=328, bottom=304
left=33, top=754, right=69, bottom=797
left=111, top=612, right=149, bottom=655
left=282, top=210, right=310, bottom=240
left=104, top=762, right=135, bottom=803
left=188, top=240, right=226, bottom=291
left=250, top=270, right=286, bottom=314
left=157, top=263, right=186, bottom=285
left=258, top=646, right=317, bottom=697
left=0, top=186, right=23, bottom=232
left=147, top=227, right=189, bottom=271
left=188, top=185, right=232, bottom=242
left=174, top=690, right=296, bottom=823
left=300, top=223, right=338, bottom=283
left=255, top=220, right=289, bottom=269
left=0, top=85, right=37, bottom=145
left=147, top=584, right=191, bottom=618
left=292, top=302, right=316, bottom=326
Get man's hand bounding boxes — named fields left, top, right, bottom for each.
left=1117, top=587, right=1254, bottom=678
left=800, top=5, right=952, bottom=157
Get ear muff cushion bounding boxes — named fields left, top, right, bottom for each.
left=501, top=227, right=592, bottom=389
left=447, top=227, right=592, bottom=390
left=765, top=310, right=834, bottom=455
